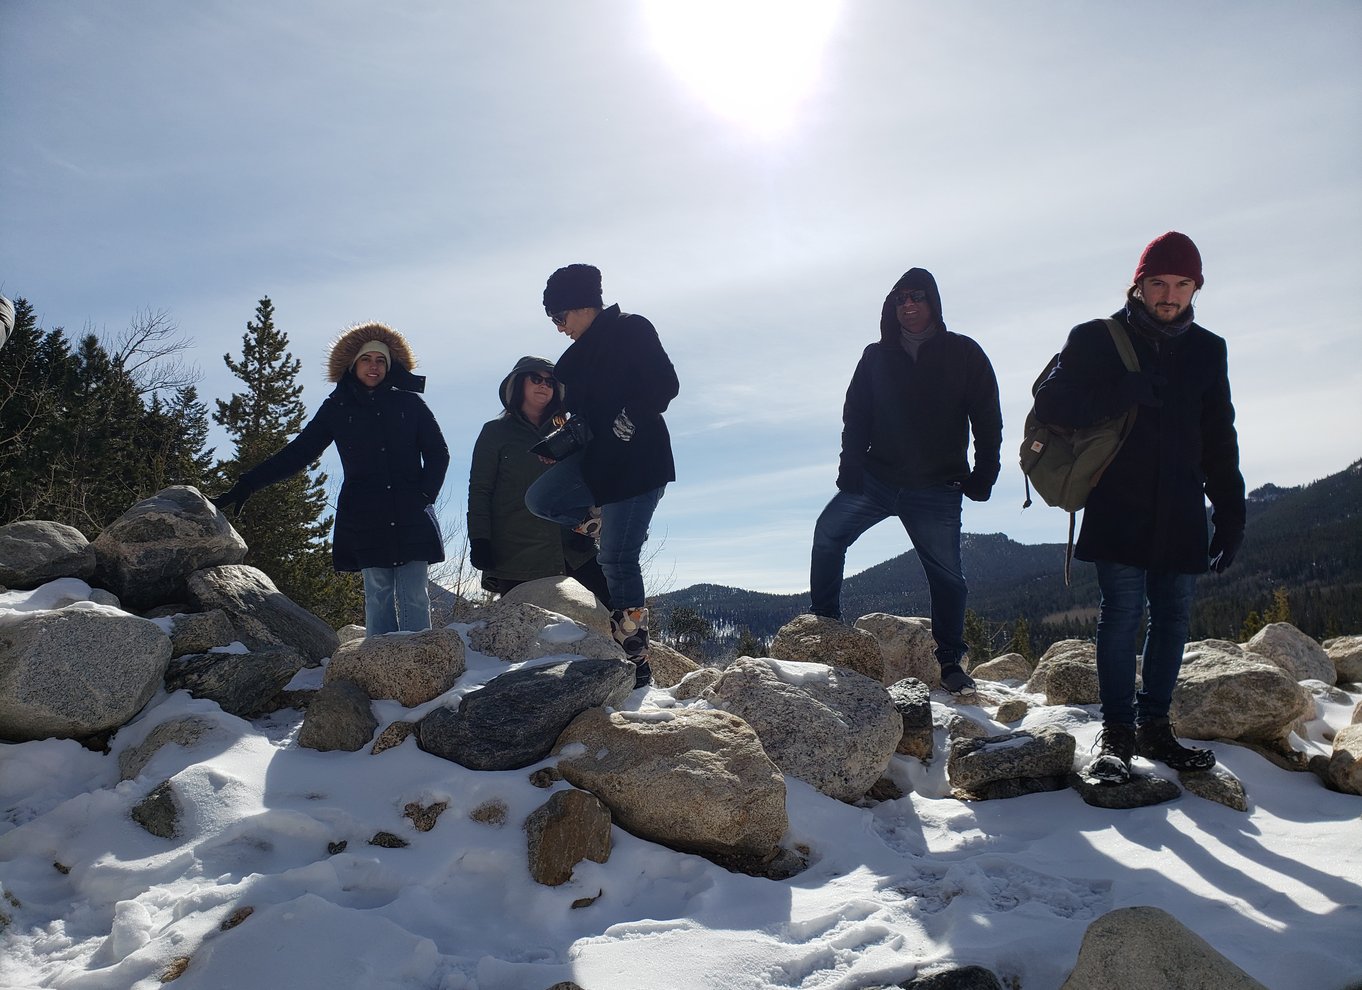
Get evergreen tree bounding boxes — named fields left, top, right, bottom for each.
left=1004, top=616, right=1034, bottom=661
left=964, top=608, right=1000, bottom=665
left=735, top=627, right=767, bottom=659
left=214, top=297, right=362, bottom=627
left=1265, top=587, right=1292, bottom=625
left=666, top=605, right=713, bottom=658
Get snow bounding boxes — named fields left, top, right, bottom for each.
left=2, top=584, right=1360, bottom=990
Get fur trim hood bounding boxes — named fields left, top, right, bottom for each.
left=327, top=322, right=425, bottom=392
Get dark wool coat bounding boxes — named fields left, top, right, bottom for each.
left=553, top=304, right=679, bottom=505
left=1032, top=308, right=1245, bottom=573
left=839, top=270, right=1003, bottom=493
left=237, top=324, right=449, bottom=572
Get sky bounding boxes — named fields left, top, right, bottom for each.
left=2, top=1, right=1361, bottom=594
left=1, top=578, right=1360, bottom=989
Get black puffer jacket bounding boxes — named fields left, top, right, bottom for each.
left=839, top=269, right=1002, bottom=494
left=553, top=304, right=679, bottom=505
left=1032, top=307, right=1244, bottom=573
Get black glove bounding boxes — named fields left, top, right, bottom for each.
left=1208, top=527, right=1243, bottom=574
left=961, top=472, right=993, bottom=502
left=1117, top=370, right=1165, bottom=409
left=836, top=460, right=864, bottom=494
left=469, top=538, right=494, bottom=571
left=211, top=485, right=251, bottom=517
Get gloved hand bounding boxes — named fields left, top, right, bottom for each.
left=1117, top=370, right=1166, bottom=408
left=469, top=538, right=494, bottom=571
left=836, top=459, right=864, bottom=494
left=961, top=472, right=993, bottom=502
left=211, top=485, right=251, bottom=517
left=1208, top=526, right=1243, bottom=574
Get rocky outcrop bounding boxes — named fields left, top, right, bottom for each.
left=467, top=602, right=623, bottom=665
left=854, top=613, right=936, bottom=686
left=947, top=727, right=1075, bottom=800
left=1324, top=635, right=1362, bottom=684
left=187, top=564, right=338, bottom=664
left=0, top=520, right=96, bottom=588
left=771, top=614, right=884, bottom=682
left=1026, top=640, right=1100, bottom=706
left=646, top=640, right=701, bottom=688
left=164, top=647, right=305, bottom=718
left=162, top=609, right=237, bottom=658
left=1314, top=722, right=1362, bottom=795
left=1173, top=641, right=1314, bottom=746
left=1245, top=623, right=1336, bottom=685
left=496, top=576, right=612, bottom=636
left=325, top=627, right=466, bottom=706
left=971, top=652, right=1033, bottom=683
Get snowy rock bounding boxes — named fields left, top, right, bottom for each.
left=970, top=652, right=1033, bottom=683
left=1027, top=640, right=1100, bottom=706
left=296, top=679, right=377, bottom=752
left=163, top=609, right=237, bottom=658
left=1244, top=622, right=1336, bottom=685
left=1060, top=905, right=1269, bottom=989
left=898, top=966, right=1005, bottom=990
left=496, top=575, right=612, bottom=636
left=1178, top=766, right=1248, bottom=812
left=187, top=564, right=338, bottom=664
left=1172, top=643, right=1314, bottom=746
left=1316, top=723, right=1362, bottom=796
left=704, top=657, right=900, bottom=802
left=118, top=715, right=218, bottom=781
left=947, top=726, right=1075, bottom=798
left=0, top=606, right=171, bottom=742
left=130, top=780, right=180, bottom=839
left=370, top=720, right=418, bottom=755
left=1069, top=772, right=1181, bottom=809
left=0, top=520, right=95, bottom=588
left=995, top=699, right=1030, bottom=723
left=524, top=788, right=612, bottom=886
left=672, top=666, right=722, bottom=700
left=854, top=613, right=935, bottom=686
left=324, top=627, right=466, bottom=706
left=164, top=646, right=305, bottom=718
left=887, top=677, right=933, bottom=761
left=337, top=623, right=366, bottom=645
left=1324, top=635, right=1362, bottom=683
left=771, top=613, right=885, bottom=682
left=554, top=706, right=787, bottom=867
left=417, top=658, right=634, bottom=771
left=467, top=601, right=623, bottom=664
left=646, top=640, right=701, bottom=688
left=91, top=486, right=248, bottom=610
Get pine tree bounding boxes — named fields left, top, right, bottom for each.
left=1004, top=616, right=1034, bottom=661
left=1265, top=587, right=1292, bottom=625
left=214, top=297, right=362, bottom=627
left=964, top=608, right=998, bottom=666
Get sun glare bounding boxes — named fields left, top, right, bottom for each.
left=643, top=0, right=840, bottom=137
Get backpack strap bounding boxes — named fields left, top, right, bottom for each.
left=1103, top=318, right=1140, bottom=373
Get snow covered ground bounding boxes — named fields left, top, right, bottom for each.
left=2, top=581, right=1360, bottom=990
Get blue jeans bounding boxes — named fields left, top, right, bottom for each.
left=525, top=454, right=665, bottom=610
left=810, top=473, right=967, bottom=666
left=1094, top=560, right=1198, bottom=726
left=362, top=560, right=431, bottom=635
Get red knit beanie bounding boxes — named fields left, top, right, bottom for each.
left=1134, top=231, right=1204, bottom=288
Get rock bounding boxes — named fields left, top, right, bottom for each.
left=187, top=564, right=338, bottom=664
left=703, top=657, right=900, bottom=802
left=131, top=780, right=180, bottom=839
left=1059, top=905, right=1269, bottom=989
left=164, top=647, right=306, bottom=718
left=1173, top=643, right=1314, bottom=746
left=296, top=679, right=377, bottom=752
left=900, top=964, right=1005, bottom=989
left=417, top=659, right=634, bottom=771
left=337, top=624, right=366, bottom=645
left=1027, top=640, right=1100, bottom=706
left=496, top=576, right=613, bottom=635
left=647, top=640, right=701, bottom=688
left=854, top=613, right=936, bottom=686
left=771, top=614, right=885, bottom=682
left=370, top=720, right=418, bottom=755
left=91, top=486, right=248, bottom=610
left=672, top=666, right=723, bottom=701
left=555, top=707, right=787, bottom=868
left=470, top=800, right=508, bottom=827
left=1244, top=623, right=1335, bottom=685
left=0, top=607, right=171, bottom=742
left=163, top=609, right=237, bottom=658
left=118, top=715, right=218, bottom=781
left=970, top=652, right=1033, bottom=683
left=324, top=628, right=465, bottom=707
left=1069, top=772, right=1181, bottom=809
left=0, top=520, right=96, bottom=587
left=1317, top=723, right=1362, bottom=795
left=468, top=601, right=623, bottom=664
left=524, top=788, right=613, bottom=886
left=887, top=678, right=933, bottom=761
left=947, top=727, right=1076, bottom=797
left=1355, top=699, right=1362, bottom=725
left=1178, top=767, right=1248, bottom=811
left=995, top=699, right=1030, bottom=723
left=865, top=776, right=906, bottom=802
left=965, top=776, right=1070, bottom=801
left=1324, top=635, right=1362, bottom=683
left=403, top=800, right=448, bottom=833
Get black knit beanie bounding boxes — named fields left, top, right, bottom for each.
left=543, top=264, right=604, bottom=315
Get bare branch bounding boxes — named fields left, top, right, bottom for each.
left=103, top=307, right=202, bottom=396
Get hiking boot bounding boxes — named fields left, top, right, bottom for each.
left=610, top=607, right=650, bottom=688
left=1089, top=722, right=1137, bottom=784
left=573, top=506, right=602, bottom=539
left=1136, top=717, right=1216, bottom=771
left=939, top=663, right=977, bottom=699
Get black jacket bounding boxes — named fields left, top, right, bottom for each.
left=553, top=304, right=679, bottom=505
left=238, top=367, right=449, bottom=572
left=1032, top=307, right=1244, bottom=573
left=839, top=271, right=1002, bottom=494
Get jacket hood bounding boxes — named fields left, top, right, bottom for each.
left=327, top=322, right=425, bottom=392
left=880, top=268, right=946, bottom=343
left=499, top=355, right=566, bottom=414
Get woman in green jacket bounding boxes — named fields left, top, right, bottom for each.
left=467, top=356, right=609, bottom=602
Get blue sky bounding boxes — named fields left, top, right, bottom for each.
left=3, top=1, right=1360, bottom=593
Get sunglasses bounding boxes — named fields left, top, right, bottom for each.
left=527, top=372, right=557, bottom=387
left=895, top=289, right=929, bottom=305
left=549, top=310, right=569, bottom=326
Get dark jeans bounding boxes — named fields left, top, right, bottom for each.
left=810, top=473, right=967, bottom=666
left=1094, top=560, right=1198, bottom=726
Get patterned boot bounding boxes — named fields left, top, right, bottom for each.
left=611, top=606, right=651, bottom=689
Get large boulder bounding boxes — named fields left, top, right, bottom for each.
left=325, top=628, right=466, bottom=706
left=1060, top=905, right=1268, bottom=989
left=946, top=726, right=1076, bottom=799
left=646, top=640, right=701, bottom=688
left=887, top=677, right=933, bottom=761
left=187, top=564, right=338, bottom=664
left=1323, top=635, right=1362, bottom=684
left=91, top=486, right=248, bottom=610
left=1172, top=641, right=1314, bottom=746
left=1244, top=623, right=1336, bottom=685
left=1317, top=723, right=1362, bottom=796
left=1027, top=640, right=1100, bottom=706
left=770, top=614, right=884, bottom=682
left=554, top=707, right=787, bottom=867
left=417, top=658, right=634, bottom=771
left=854, top=613, right=938, bottom=686
left=467, top=602, right=622, bottom=664
left=524, top=788, right=613, bottom=886
left=296, top=679, right=377, bottom=752
left=164, top=647, right=306, bottom=718
left=0, top=606, right=171, bottom=741
left=704, top=657, right=900, bottom=802
left=970, top=652, right=1033, bottom=683
left=496, top=576, right=612, bottom=636
left=162, top=609, right=237, bottom=658
left=0, top=520, right=96, bottom=588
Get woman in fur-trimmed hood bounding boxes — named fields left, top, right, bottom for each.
left=213, top=321, right=450, bottom=635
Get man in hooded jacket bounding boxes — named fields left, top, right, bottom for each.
left=811, top=267, right=1002, bottom=697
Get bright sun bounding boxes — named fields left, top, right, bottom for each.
left=642, top=0, right=841, bottom=137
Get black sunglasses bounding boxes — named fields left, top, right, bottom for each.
left=527, top=372, right=557, bottom=387
left=895, top=288, right=929, bottom=305
left=549, top=310, right=569, bottom=326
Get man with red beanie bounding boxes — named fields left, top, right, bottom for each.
left=1034, top=232, right=1245, bottom=784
